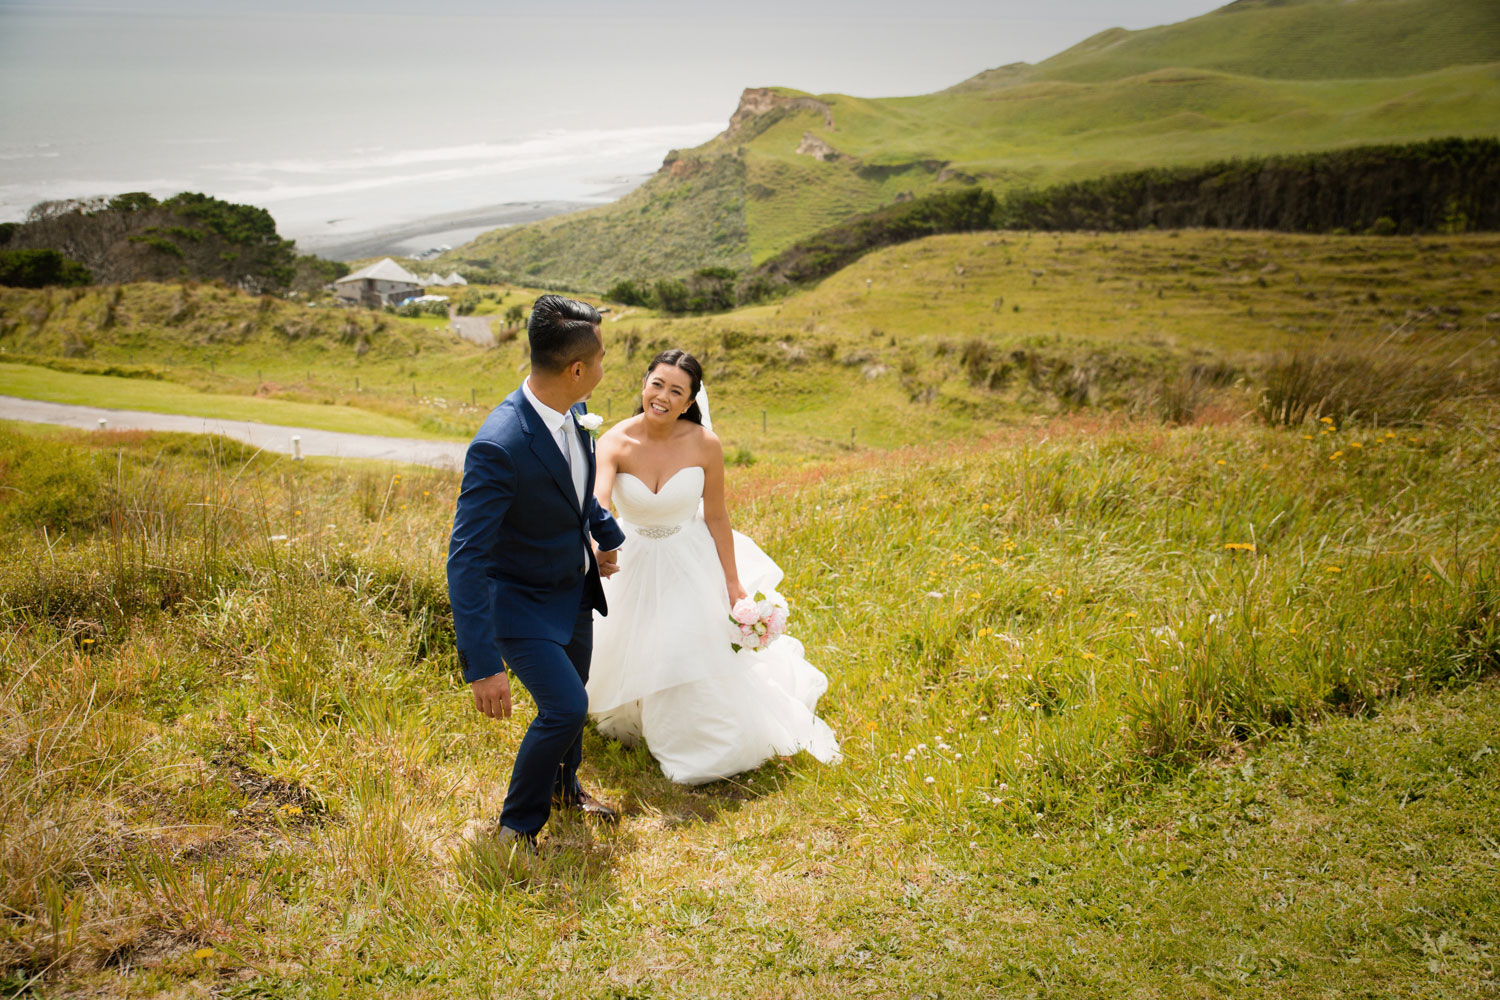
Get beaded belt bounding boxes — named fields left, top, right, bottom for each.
left=634, top=524, right=681, bottom=539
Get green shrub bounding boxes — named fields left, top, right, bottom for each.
left=0, top=249, right=92, bottom=288
left=606, top=279, right=654, bottom=307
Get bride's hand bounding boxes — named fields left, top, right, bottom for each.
left=727, top=581, right=748, bottom=605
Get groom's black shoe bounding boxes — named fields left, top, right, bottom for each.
left=496, top=824, right=538, bottom=856
left=554, top=787, right=620, bottom=823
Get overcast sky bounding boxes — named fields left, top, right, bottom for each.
left=1, top=1, right=1227, bottom=98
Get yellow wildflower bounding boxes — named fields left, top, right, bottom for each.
left=194, top=947, right=215, bottom=960
left=1329, top=450, right=1343, bottom=461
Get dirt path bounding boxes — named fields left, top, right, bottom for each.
left=0, top=395, right=469, bottom=470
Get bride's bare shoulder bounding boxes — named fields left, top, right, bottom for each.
left=684, top=422, right=722, bottom=458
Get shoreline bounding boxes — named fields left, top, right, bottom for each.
left=291, top=200, right=593, bottom=262
left=291, top=173, right=651, bottom=263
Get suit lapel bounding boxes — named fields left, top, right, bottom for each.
left=570, top=404, right=597, bottom=504
left=517, top=389, right=581, bottom=513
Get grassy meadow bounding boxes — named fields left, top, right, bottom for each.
left=2, top=370, right=1498, bottom=994
left=3, top=230, right=1498, bottom=459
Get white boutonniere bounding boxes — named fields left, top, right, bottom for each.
left=577, top=412, right=603, bottom=432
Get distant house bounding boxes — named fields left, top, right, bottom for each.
left=443, top=271, right=468, bottom=286
left=333, top=258, right=423, bottom=307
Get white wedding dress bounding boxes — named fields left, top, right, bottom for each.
left=587, top=466, right=841, bottom=785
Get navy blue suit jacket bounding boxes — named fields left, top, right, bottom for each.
left=447, top=386, right=626, bottom=683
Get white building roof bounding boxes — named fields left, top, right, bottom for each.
left=334, top=258, right=423, bottom=286
left=444, top=272, right=467, bottom=286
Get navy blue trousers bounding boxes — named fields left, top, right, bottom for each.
left=496, top=598, right=592, bottom=835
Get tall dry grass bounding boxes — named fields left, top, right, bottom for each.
left=1, top=400, right=1498, bottom=992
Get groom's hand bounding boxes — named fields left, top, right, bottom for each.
left=471, top=672, right=513, bottom=719
left=596, top=546, right=620, bottom=578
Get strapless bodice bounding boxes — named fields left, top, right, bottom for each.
left=613, top=467, right=705, bottom=535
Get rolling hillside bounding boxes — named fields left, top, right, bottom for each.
left=6, top=229, right=1497, bottom=456
left=444, top=0, right=1500, bottom=291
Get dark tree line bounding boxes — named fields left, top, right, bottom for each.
left=994, top=137, right=1500, bottom=235
left=0, top=249, right=93, bottom=288
left=622, top=137, right=1500, bottom=315
left=608, top=187, right=1000, bottom=313
left=752, top=187, right=1000, bottom=290
left=0, top=192, right=344, bottom=292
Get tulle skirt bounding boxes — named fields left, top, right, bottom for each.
left=588, top=519, right=840, bottom=785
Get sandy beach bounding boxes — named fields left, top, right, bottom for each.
left=293, top=200, right=593, bottom=262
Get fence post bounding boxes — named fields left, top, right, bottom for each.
left=97, top=418, right=107, bottom=431
left=292, top=435, right=303, bottom=461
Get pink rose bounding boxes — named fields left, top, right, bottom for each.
left=732, top=598, right=760, bottom=626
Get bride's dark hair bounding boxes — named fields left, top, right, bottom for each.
left=635, top=349, right=705, bottom=425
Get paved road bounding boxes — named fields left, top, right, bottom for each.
left=0, top=395, right=470, bottom=470
left=451, top=314, right=497, bottom=347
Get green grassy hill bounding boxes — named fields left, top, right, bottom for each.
left=446, top=0, right=1500, bottom=291
left=5, top=230, right=1498, bottom=457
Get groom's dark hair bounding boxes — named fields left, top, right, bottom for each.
left=528, top=294, right=602, bottom=374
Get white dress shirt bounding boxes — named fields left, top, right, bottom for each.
left=522, top=379, right=591, bottom=574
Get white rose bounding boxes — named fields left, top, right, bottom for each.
left=577, top=413, right=603, bottom=431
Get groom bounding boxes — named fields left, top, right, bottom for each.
left=447, top=293, right=625, bottom=847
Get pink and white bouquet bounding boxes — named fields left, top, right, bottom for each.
left=729, top=591, right=790, bottom=652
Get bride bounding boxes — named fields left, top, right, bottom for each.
left=587, top=349, right=840, bottom=784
